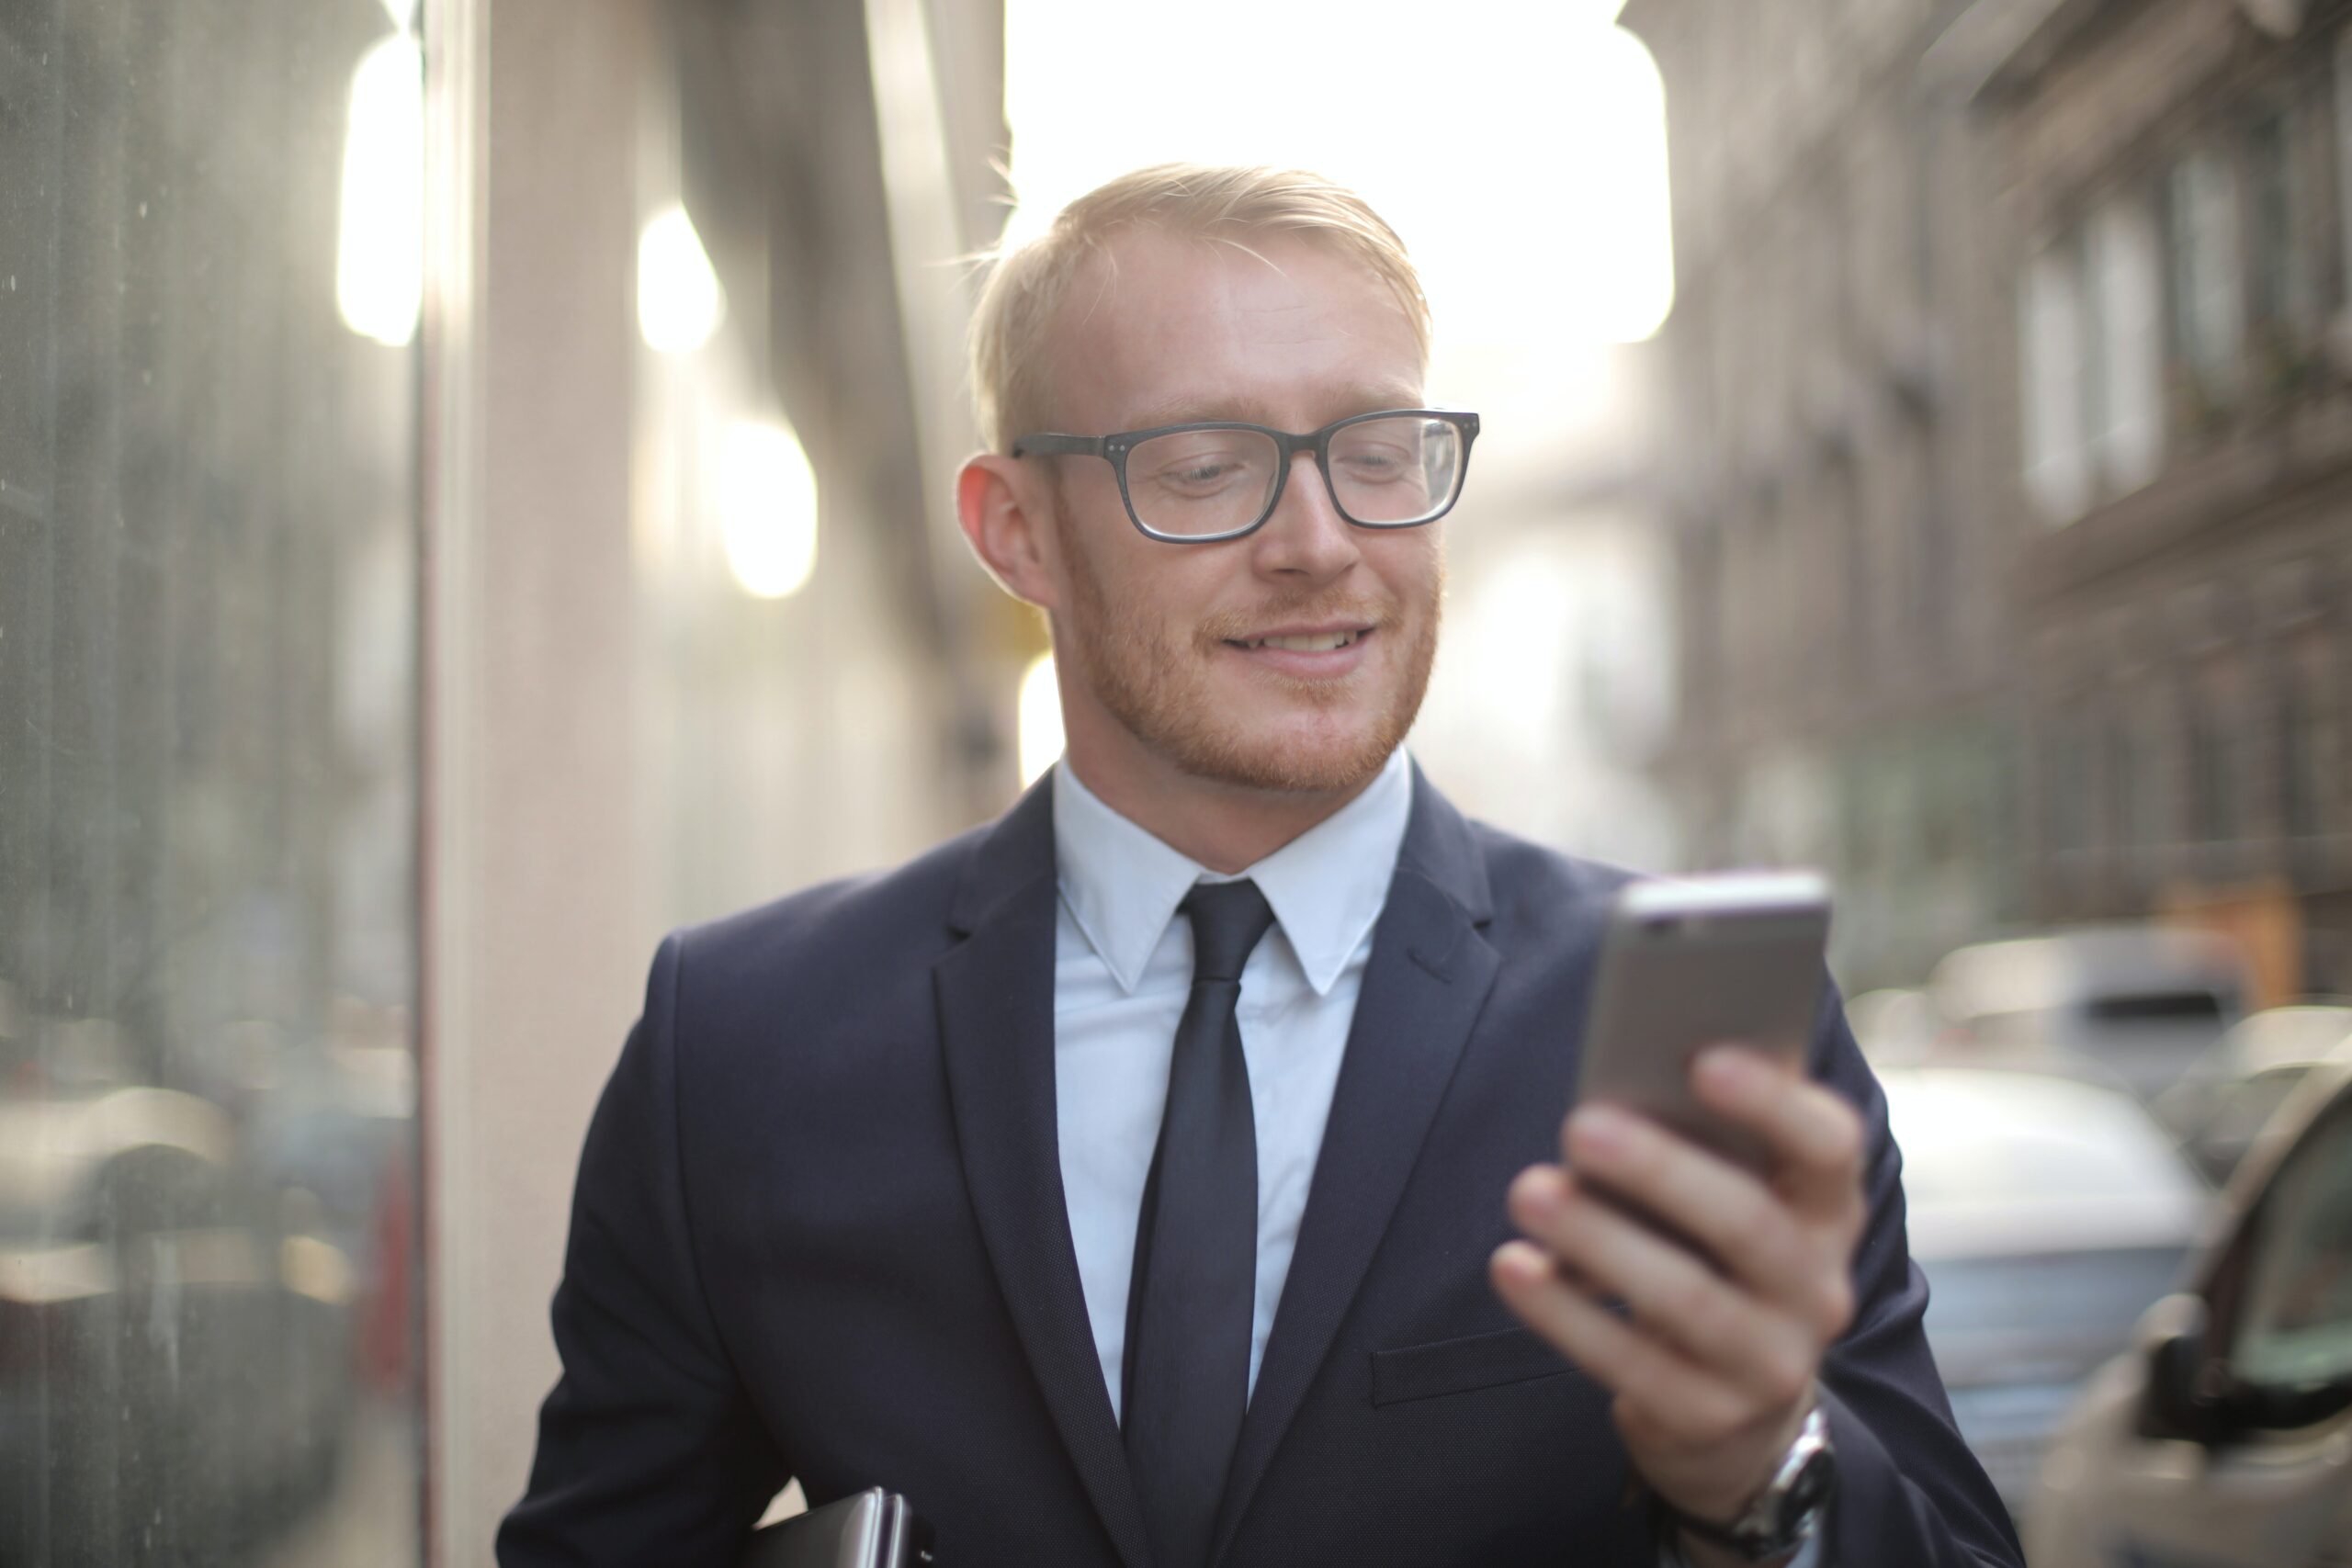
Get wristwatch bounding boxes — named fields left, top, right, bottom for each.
left=1659, top=1403, right=1836, bottom=1564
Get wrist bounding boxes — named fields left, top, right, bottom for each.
left=1653, top=1402, right=1835, bottom=1564
left=1672, top=1399, right=1814, bottom=1527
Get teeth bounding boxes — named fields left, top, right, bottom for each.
left=1250, top=630, right=1359, bottom=652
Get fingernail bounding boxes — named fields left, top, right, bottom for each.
left=1493, top=1241, right=1549, bottom=1286
left=1512, top=1167, right=1566, bottom=1221
left=1698, top=1047, right=1763, bottom=1091
left=1567, top=1105, right=1630, bottom=1154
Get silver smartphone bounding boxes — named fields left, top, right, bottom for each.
left=1575, top=871, right=1831, bottom=1177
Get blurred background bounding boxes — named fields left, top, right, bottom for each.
left=3, top=0, right=2350, bottom=1562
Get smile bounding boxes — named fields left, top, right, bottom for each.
left=1227, top=628, right=1369, bottom=652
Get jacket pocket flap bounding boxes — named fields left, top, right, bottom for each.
left=1370, top=1325, right=1572, bottom=1406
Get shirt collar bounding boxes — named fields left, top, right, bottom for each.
left=1051, top=747, right=1413, bottom=998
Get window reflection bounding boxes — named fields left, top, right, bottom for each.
left=0, top=0, right=423, bottom=1562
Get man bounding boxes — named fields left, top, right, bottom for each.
left=501, top=165, right=2020, bottom=1568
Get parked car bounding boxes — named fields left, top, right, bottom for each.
left=0, top=1049, right=356, bottom=1565
left=2154, top=1003, right=2352, bottom=1184
left=2023, top=1041, right=2352, bottom=1566
left=1881, top=1065, right=2209, bottom=1516
left=1845, top=987, right=1940, bottom=1064
left=1928, top=926, right=2246, bottom=1102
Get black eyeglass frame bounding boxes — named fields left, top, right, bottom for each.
left=1010, top=407, right=1481, bottom=544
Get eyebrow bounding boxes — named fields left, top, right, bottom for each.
left=1120, top=381, right=1428, bottom=431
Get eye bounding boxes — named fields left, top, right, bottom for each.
left=1134, top=435, right=1272, bottom=497
left=1335, top=441, right=1413, bottom=481
left=1167, top=456, right=1246, bottom=488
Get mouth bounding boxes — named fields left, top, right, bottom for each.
left=1219, top=622, right=1378, bottom=679
left=1225, top=626, right=1370, bottom=653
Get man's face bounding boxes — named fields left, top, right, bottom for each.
left=1034, top=231, right=1444, bottom=796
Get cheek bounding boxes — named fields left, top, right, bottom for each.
left=1063, top=527, right=1205, bottom=631
left=1366, top=534, right=1443, bottom=606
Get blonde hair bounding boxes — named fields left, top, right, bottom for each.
left=967, top=164, right=1433, bottom=454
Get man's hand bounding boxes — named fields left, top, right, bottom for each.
left=1488, top=1045, right=1867, bottom=1551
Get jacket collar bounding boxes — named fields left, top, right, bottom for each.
left=946, top=753, right=1489, bottom=939
left=1047, top=750, right=1415, bottom=998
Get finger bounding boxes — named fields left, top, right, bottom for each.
left=1691, top=1047, right=1867, bottom=1214
left=1502, top=1165, right=1604, bottom=1293
left=1559, top=1105, right=1821, bottom=1310
left=1507, top=1168, right=1815, bottom=1409
left=1489, top=1242, right=1751, bottom=1443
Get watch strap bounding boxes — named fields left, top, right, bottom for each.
left=1657, top=1403, right=1835, bottom=1562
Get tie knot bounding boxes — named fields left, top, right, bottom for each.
left=1181, top=879, right=1276, bottom=984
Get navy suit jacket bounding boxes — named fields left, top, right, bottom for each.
left=500, top=769, right=2023, bottom=1567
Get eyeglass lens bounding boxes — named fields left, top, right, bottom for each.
left=1124, top=415, right=1464, bottom=537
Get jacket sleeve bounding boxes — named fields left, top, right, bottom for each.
left=1809, top=982, right=2024, bottom=1567
left=498, top=934, right=789, bottom=1566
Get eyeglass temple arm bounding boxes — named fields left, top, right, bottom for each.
left=1008, top=433, right=1106, bottom=458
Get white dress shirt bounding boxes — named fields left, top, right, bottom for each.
left=1049, top=750, right=1821, bottom=1568
left=1051, top=747, right=1410, bottom=1418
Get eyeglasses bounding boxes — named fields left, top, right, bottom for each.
left=1011, top=408, right=1480, bottom=544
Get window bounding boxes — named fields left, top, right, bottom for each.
left=2045, top=706, right=2093, bottom=858
left=2247, top=99, right=2323, bottom=390
left=2166, top=150, right=2245, bottom=403
left=2022, top=240, right=2091, bottom=523
left=2086, top=196, right=2166, bottom=493
left=2107, top=709, right=2144, bottom=860
left=2189, top=668, right=2249, bottom=849
left=0, top=2, right=424, bottom=1562
left=2280, top=634, right=2338, bottom=842
left=2248, top=111, right=2303, bottom=330
left=2231, top=1106, right=2352, bottom=1396
left=2129, top=688, right=2179, bottom=855
left=2334, top=29, right=2352, bottom=311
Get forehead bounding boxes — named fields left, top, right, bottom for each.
left=1042, top=229, right=1426, bottom=432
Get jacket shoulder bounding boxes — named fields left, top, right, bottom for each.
left=1462, top=815, right=1643, bottom=928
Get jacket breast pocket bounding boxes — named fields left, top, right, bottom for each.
left=1369, top=1325, right=1576, bottom=1406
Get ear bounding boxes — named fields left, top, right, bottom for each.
left=956, top=453, right=1062, bottom=611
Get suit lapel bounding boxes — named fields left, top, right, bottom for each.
left=934, top=776, right=1154, bottom=1568
left=1210, top=772, right=1501, bottom=1563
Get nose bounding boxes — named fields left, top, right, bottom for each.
left=1249, top=448, right=1361, bottom=584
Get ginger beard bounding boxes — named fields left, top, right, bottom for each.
left=1047, top=496, right=1442, bottom=795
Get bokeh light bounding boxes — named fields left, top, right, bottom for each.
left=638, top=205, right=726, bottom=355
left=335, top=33, right=424, bottom=347
left=718, top=417, right=820, bottom=600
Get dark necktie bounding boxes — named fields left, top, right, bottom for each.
left=1122, top=878, right=1277, bottom=1568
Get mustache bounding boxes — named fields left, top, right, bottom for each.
left=1197, top=598, right=1399, bottom=643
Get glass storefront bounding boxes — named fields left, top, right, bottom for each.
left=1, top=1, right=424, bottom=1562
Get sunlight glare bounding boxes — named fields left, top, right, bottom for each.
left=1018, top=653, right=1065, bottom=787
left=335, top=34, right=424, bottom=347
left=639, top=206, right=726, bottom=355
left=1001, top=0, right=1673, bottom=349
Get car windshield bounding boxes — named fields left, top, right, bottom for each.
left=2086, top=991, right=2226, bottom=1025
left=2233, top=1107, right=2352, bottom=1390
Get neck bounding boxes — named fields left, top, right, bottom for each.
left=1058, top=739, right=1388, bottom=874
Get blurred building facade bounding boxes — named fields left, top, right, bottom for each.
left=1627, top=0, right=2352, bottom=999
left=1973, top=0, right=2352, bottom=1003
left=1624, top=0, right=2025, bottom=989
